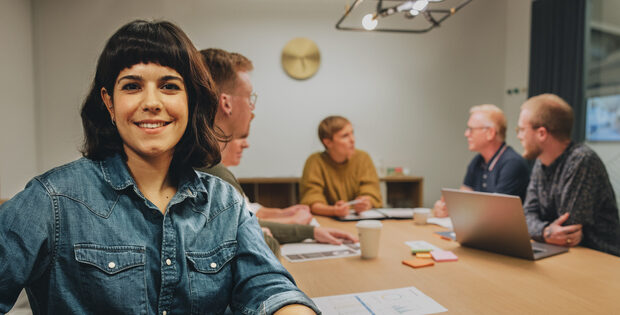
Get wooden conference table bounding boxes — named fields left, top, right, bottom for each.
left=280, top=216, right=620, bottom=314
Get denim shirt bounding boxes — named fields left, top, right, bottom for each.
left=0, top=154, right=319, bottom=314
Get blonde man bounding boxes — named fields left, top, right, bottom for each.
left=518, top=94, right=620, bottom=256
left=434, top=104, right=529, bottom=217
left=300, top=116, right=382, bottom=217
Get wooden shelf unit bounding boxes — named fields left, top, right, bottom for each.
left=238, top=176, right=423, bottom=208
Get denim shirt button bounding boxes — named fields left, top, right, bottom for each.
left=210, top=262, right=217, bottom=268
left=162, top=311, right=167, bottom=315
left=108, top=261, right=116, bottom=269
left=166, top=259, right=172, bottom=266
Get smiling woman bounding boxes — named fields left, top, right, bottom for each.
left=0, top=20, right=318, bottom=314
left=101, top=63, right=190, bottom=166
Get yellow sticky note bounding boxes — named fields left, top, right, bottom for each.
left=416, top=252, right=432, bottom=259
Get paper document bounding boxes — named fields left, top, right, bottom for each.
left=281, top=241, right=360, bottom=262
left=337, top=208, right=415, bottom=221
left=427, top=217, right=453, bottom=229
left=313, top=286, right=447, bottom=315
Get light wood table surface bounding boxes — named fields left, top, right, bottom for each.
left=281, top=216, right=620, bottom=314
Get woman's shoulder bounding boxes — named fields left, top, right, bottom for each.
left=303, top=151, right=327, bottom=166
left=194, top=170, right=244, bottom=205
left=35, top=158, right=102, bottom=190
left=33, top=157, right=108, bottom=195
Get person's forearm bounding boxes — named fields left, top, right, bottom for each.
left=310, top=202, right=336, bottom=216
left=274, top=304, right=316, bottom=315
left=256, top=207, right=283, bottom=219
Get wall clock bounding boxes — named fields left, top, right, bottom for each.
left=281, top=37, right=321, bottom=80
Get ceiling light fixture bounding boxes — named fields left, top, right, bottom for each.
left=336, top=0, right=473, bottom=34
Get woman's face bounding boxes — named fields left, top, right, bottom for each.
left=102, top=62, right=188, bottom=161
left=324, top=123, right=356, bottom=162
left=221, top=138, right=249, bottom=167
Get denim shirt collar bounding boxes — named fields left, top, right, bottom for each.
left=100, top=154, right=207, bottom=203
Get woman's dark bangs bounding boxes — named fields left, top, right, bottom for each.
left=110, top=29, right=190, bottom=82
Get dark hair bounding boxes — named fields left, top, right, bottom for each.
left=80, top=20, right=221, bottom=174
left=199, top=48, right=254, bottom=94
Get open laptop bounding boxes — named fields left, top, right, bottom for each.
left=442, top=188, right=568, bottom=260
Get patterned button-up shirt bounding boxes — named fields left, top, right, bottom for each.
left=523, top=143, right=620, bottom=256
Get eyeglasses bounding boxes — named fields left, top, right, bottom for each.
left=229, top=92, right=257, bottom=110
left=465, top=126, right=489, bottom=133
left=516, top=125, right=542, bottom=135
left=249, top=92, right=257, bottom=108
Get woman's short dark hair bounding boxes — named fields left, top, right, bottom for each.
left=80, top=20, right=221, bottom=174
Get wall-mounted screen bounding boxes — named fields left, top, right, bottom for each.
left=586, top=94, right=620, bottom=141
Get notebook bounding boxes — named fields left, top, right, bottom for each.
left=335, top=208, right=414, bottom=221
left=442, top=188, right=568, bottom=260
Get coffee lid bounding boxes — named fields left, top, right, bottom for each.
left=356, top=220, right=383, bottom=228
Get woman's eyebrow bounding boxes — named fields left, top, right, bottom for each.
left=117, top=75, right=142, bottom=83
left=161, top=75, right=184, bottom=82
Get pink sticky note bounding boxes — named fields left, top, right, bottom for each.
left=430, top=250, right=458, bottom=262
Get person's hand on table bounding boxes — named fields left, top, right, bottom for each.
left=352, top=195, right=372, bottom=213
left=543, top=212, right=583, bottom=247
left=333, top=200, right=350, bottom=217
left=287, top=207, right=313, bottom=224
left=314, top=227, right=358, bottom=245
left=433, top=196, right=448, bottom=218
left=281, top=204, right=310, bottom=216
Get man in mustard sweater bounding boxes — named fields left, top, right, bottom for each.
left=300, top=116, right=383, bottom=217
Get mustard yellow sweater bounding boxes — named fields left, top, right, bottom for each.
left=300, top=150, right=382, bottom=208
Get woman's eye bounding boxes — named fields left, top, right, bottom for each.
left=121, top=83, right=140, bottom=91
left=162, top=83, right=180, bottom=90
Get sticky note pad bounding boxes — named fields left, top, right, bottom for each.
left=406, top=240, right=441, bottom=253
left=402, top=259, right=435, bottom=268
left=430, top=250, right=458, bottom=262
left=416, top=252, right=432, bottom=259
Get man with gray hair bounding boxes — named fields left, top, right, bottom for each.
left=517, top=94, right=620, bottom=256
left=434, top=104, right=530, bottom=217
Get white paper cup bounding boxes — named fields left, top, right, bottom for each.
left=413, top=208, right=431, bottom=225
left=356, top=220, right=382, bottom=259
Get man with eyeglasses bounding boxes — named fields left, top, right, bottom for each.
left=199, top=49, right=257, bottom=139
left=517, top=94, right=619, bottom=256
left=196, top=48, right=355, bottom=260
left=433, top=104, right=530, bottom=217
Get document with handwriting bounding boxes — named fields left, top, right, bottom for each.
left=313, top=286, right=447, bottom=314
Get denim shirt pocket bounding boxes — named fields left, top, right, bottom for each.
left=74, top=244, right=147, bottom=314
left=186, top=240, right=237, bottom=315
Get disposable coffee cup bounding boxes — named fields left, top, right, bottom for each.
left=356, top=220, right=382, bottom=259
left=413, top=208, right=431, bottom=225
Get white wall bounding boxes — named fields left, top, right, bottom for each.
left=502, top=0, right=531, bottom=152
left=26, top=0, right=510, bottom=207
left=0, top=0, right=37, bottom=198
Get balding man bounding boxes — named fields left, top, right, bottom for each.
left=518, top=94, right=620, bottom=256
left=434, top=104, right=530, bottom=217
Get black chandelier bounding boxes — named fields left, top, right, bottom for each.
left=336, top=0, right=473, bottom=34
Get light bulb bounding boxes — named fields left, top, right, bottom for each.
left=413, top=0, right=428, bottom=11
left=362, top=13, right=378, bottom=31
left=409, top=9, right=419, bottom=16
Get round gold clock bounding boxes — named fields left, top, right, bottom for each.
left=281, top=38, right=321, bottom=80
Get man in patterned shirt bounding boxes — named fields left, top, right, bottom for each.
left=517, top=93, right=620, bottom=256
